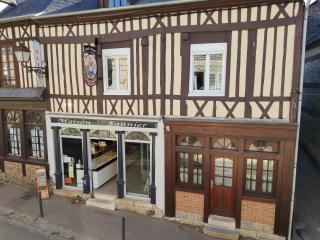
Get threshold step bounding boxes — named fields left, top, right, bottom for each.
left=86, top=198, right=116, bottom=211
left=208, top=215, right=236, bottom=229
left=93, top=192, right=117, bottom=201
left=203, top=224, right=239, bottom=240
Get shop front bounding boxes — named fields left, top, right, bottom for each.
left=164, top=119, right=297, bottom=235
left=46, top=113, right=164, bottom=207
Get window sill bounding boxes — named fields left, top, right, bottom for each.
left=242, top=194, right=276, bottom=204
left=103, top=91, right=130, bottom=96
left=175, top=184, right=205, bottom=193
left=188, top=91, right=225, bottom=97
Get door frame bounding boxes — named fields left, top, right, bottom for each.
left=123, top=132, right=152, bottom=200
left=209, top=153, right=239, bottom=218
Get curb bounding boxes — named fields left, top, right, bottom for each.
left=0, top=206, right=98, bottom=240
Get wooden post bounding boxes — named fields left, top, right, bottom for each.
left=150, top=133, right=157, bottom=204
left=116, top=131, right=125, bottom=198
left=81, top=129, right=90, bottom=194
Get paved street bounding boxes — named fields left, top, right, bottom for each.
left=0, top=218, right=46, bottom=240
left=0, top=184, right=214, bottom=240
left=293, top=148, right=320, bottom=240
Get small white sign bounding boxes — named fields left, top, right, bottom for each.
left=36, top=168, right=47, bottom=187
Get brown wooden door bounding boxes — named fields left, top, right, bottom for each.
left=210, top=156, right=236, bottom=218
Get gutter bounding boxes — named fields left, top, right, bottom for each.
left=287, top=0, right=311, bottom=239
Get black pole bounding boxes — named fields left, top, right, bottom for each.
left=122, top=217, right=125, bottom=240
left=81, top=129, right=90, bottom=194
left=150, top=133, right=157, bottom=204
left=90, top=169, right=94, bottom=198
left=38, top=191, right=44, bottom=218
left=52, top=127, right=63, bottom=189
left=116, top=131, right=124, bottom=198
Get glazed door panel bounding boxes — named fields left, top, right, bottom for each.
left=210, top=156, right=236, bottom=218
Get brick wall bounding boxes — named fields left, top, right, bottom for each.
left=4, top=161, right=23, bottom=184
left=25, top=164, right=45, bottom=178
left=176, top=191, right=204, bottom=214
left=4, top=161, right=23, bottom=179
left=241, top=199, right=275, bottom=226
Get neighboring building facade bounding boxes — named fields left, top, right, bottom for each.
left=0, top=0, right=304, bottom=239
left=300, top=1, right=320, bottom=169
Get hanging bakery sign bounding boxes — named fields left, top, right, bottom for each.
left=83, top=45, right=97, bottom=87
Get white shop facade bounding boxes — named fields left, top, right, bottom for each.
left=46, top=112, right=165, bottom=210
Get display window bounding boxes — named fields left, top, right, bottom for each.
left=90, top=130, right=118, bottom=190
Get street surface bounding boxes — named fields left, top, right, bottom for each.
left=0, top=218, right=46, bottom=240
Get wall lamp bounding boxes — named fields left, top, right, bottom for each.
left=14, top=44, right=47, bottom=78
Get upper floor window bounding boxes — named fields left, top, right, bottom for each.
left=108, top=0, right=126, bottom=7
left=102, top=48, right=131, bottom=95
left=189, top=43, right=227, bottom=96
left=0, top=47, right=16, bottom=87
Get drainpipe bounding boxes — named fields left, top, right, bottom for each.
left=288, top=0, right=311, bottom=239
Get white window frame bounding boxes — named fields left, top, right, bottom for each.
left=189, top=43, right=227, bottom=97
left=102, top=48, right=131, bottom=95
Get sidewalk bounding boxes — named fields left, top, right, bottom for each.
left=0, top=183, right=214, bottom=240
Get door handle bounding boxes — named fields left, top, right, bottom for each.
left=211, top=179, right=213, bottom=187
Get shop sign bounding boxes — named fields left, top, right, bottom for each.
left=51, top=117, right=158, bottom=129
left=83, top=45, right=97, bottom=87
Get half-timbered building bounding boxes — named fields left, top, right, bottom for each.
left=0, top=0, right=306, bottom=239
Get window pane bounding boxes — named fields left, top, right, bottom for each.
left=251, top=170, right=256, bottom=180
left=107, top=58, right=117, bottom=90
left=209, top=54, right=223, bottom=90
left=1, top=47, right=16, bottom=87
left=193, top=55, right=205, bottom=90
left=262, top=182, right=267, bottom=192
left=225, top=159, right=233, bottom=168
left=215, top=167, right=223, bottom=176
left=215, top=176, right=223, bottom=185
left=28, top=126, right=44, bottom=158
left=125, top=142, right=150, bottom=196
left=7, top=126, right=21, bottom=156
left=119, top=57, right=128, bottom=91
left=125, top=132, right=149, bottom=141
left=245, top=158, right=258, bottom=193
left=224, top=168, right=232, bottom=177
left=224, top=177, right=232, bottom=187
left=215, top=157, right=223, bottom=167
left=178, top=153, right=188, bottom=183
left=212, top=137, right=238, bottom=150
left=262, top=159, right=275, bottom=194
left=245, top=140, right=279, bottom=153
left=252, top=180, right=256, bottom=191
left=193, top=154, right=203, bottom=185
left=179, top=136, right=203, bottom=147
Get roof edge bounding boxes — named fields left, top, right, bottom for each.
left=0, top=0, right=303, bottom=25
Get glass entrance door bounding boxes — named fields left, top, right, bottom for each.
left=124, top=132, right=151, bottom=197
left=61, top=128, right=84, bottom=188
